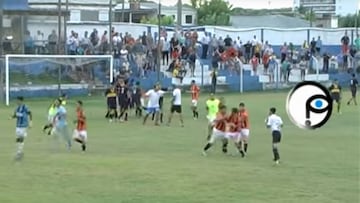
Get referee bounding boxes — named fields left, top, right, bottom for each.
left=347, top=74, right=358, bottom=106
left=266, top=107, right=284, bottom=165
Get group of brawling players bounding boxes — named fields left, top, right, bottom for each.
left=103, top=78, right=284, bottom=164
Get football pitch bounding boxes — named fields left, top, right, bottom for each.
left=0, top=91, right=358, bottom=203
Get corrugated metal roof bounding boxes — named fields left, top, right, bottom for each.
left=230, top=15, right=310, bottom=28
left=29, top=0, right=117, bottom=5
left=2, top=0, right=29, bottom=10
left=28, top=0, right=195, bottom=11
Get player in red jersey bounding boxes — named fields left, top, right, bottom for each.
left=73, top=100, right=87, bottom=152
left=238, top=102, right=250, bottom=157
left=190, top=80, right=200, bottom=119
left=226, top=108, right=242, bottom=152
left=202, top=105, right=228, bottom=155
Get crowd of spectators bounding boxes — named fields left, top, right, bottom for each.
left=3, top=27, right=360, bottom=84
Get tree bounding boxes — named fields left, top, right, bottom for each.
left=140, top=15, right=174, bottom=26
left=192, top=0, right=232, bottom=26
left=338, top=12, right=360, bottom=27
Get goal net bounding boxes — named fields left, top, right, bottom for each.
left=5, top=55, right=113, bottom=106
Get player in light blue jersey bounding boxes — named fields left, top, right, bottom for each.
left=53, top=99, right=72, bottom=150
left=11, top=96, right=32, bottom=161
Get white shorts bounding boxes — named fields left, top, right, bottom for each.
left=207, top=115, right=216, bottom=125
left=16, top=127, right=27, bottom=138
left=191, top=99, right=198, bottom=107
left=47, top=115, right=54, bottom=123
left=240, top=129, right=250, bottom=139
left=226, top=132, right=240, bottom=141
left=209, top=128, right=227, bottom=144
left=73, top=129, right=88, bottom=142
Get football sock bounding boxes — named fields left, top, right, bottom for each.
left=272, top=147, right=280, bottom=161
left=74, top=138, right=83, bottom=144
left=192, top=110, right=196, bottom=118
left=17, top=142, right=24, bottom=154
left=43, top=124, right=50, bottom=131
left=204, top=143, right=212, bottom=151
left=337, top=103, right=341, bottom=113
left=82, top=144, right=86, bottom=151
left=125, top=113, right=128, bottom=121
left=244, top=143, right=248, bottom=153
left=119, top=112, right=124, bottom=119
left=151, top=113, right=155, bottom=120
left=105, top=111, right=110, bottom=118
left=195, top=111, right=199, bottom=118
left=238, top=141, right=242, bottom=151
left=222, top=140, right=228, bottom=153
left=160, top=113, right=163, bottom=123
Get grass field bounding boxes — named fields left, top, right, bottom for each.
left=0, top=91, right=359, bottom=203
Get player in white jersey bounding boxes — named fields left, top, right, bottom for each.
left=143, top=84, right=164, bottom=125
left=167, top=85, right=184, bottom=127
left=265, top=107, right=283, bottom=165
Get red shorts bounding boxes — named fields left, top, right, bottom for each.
left=341, top=44, right=349, bottom=54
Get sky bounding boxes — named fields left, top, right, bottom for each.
left=161, top=0, right=294, bottom=9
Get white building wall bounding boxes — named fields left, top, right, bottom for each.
left=160, top=9, right=196, bottom=25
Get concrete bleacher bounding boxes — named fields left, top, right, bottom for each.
left=161, top=60, right=227, bottom=86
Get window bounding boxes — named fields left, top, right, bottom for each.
left=185, top=15, right=193, bottom=24
left=80, top=10, right=99, bottom=21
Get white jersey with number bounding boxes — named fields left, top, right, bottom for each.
left=172, top=88, right=182, bottom=105
left=266, top=114, right=283, bottom=131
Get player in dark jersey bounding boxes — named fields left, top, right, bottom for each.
left=132, top=81, right=143, bottom=117
left=105, top=85, right=118, bottom=122
left=116, top=79, right=130, bottom=121
left=329, top=79, right=342, bottom=114
left=347, top=74, right=358, bottom=105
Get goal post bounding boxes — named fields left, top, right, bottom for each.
left=5, top=54, right=114, bottom=106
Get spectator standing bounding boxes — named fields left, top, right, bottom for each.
left=188, top=48, right=197, bottom=77
left=244, top=41, right=252, bottom=63
left=201, top=32, right=210, bottom=59
left=100, top=31, right=109, bottom=54
left=210, top=68, right=217, bottom=94
left=34, top=30, right=44, bottom=54
left=224, top=35, right=232, bottom=49
left=48, top=30, right=57, bottom=54
left=323, top=53, right=330, bottom=73
left=280, top=42, right=288, bottom=63
left=251, top=35, right=257, bottom=57
left=354, top=34, right=360, bottom=51
left=316, top=36, right=322, bottom=55
left=161, top=37, right=170, bottom=66
left=310, top=37, right=316, bottom=55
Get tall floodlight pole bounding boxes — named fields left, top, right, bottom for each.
left=121, top=0, right=125, bottom=22
left=0, top=3, right=3, bottom=57
left=109, top=0, right=113, bottom=54
left=157, top=1, right=161, bottom=82
left=177, top=0, right=182, bottom=27
left=356, top=10, right=359, bottom=35
left=0, top=2, right=4, bottom=102
left=57, top=0, right=62, bottom=54
left=64, top=0, right=68, bottom=54
left=57, top=0, right=62, bottom=96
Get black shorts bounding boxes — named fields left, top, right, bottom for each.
left=272, top=131, right=281, bottom=143
left=351, top=88, right=357, bottom=97
left=171, top=105, right=182, bottom=113
left=332, top=93, right=340, bottom=102
left=107, top=102, right=117, bottom=110
left=119, top=99, right=128, bottom=110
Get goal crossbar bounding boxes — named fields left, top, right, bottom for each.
left=5, top=54, right=114, bottom=106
